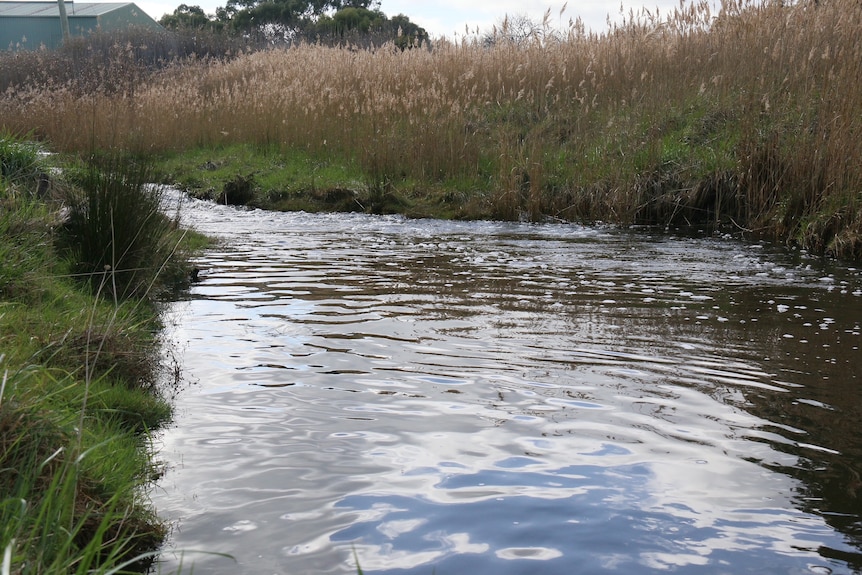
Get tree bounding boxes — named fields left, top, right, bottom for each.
left=308, top=8, right=428, bottom=48
left=159, top=4, right=219, bottom=29
left=389, top=13, right=428, bottom=49
left=314, top=7, right=385, bottom=36
left=219, top=0, right=378, bottom=32
left=158, top=0, right=423, bottom=47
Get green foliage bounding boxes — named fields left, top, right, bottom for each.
left=220, top=0, right=378, bottom=32
left=0, top=210, right=167, bottom=573
left=159, top=3, right=221, bottom=30
left=57, top=154, right=193, bottom=300
left=317, top=7, right=386, bottom=35
left=0, top=143, right=201, bottom=573
left=0, top=368, right=167, bottom=575
left=157, top=0, right=430, bottom=46
left=311, top=8, right=428, bottom=47
left=0, top=131, right=45, bottom=187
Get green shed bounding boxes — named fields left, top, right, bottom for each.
left=0, top=1, right=162, bottom=50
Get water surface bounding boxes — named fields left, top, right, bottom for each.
left=153, top=195, right=862, bottom=574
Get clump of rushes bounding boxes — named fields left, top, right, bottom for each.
left=0, top=133, right=198, bottom=572
left=58, top=153, right=197, bottom=299
left=1, top=0, right=861, bottom=257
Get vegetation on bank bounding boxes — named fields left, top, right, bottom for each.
left=1, top=0, right=861, bottom=259
left=0, top=134, right=202, bottom=573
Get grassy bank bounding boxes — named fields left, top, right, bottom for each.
left=0, top=135, right=201, bottom=573
left=1, top=0, right=861, bottom=259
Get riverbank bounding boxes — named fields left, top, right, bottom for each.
left=0, top=138, right=203, bottom=573
left=1, top=0, right=860, bottom=260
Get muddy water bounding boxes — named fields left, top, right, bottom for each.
left=152, top=194, right=862, bottom=575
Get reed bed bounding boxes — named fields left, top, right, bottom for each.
left=2, top=0, right=861, bottom=256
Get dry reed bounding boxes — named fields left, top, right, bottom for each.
left=2, top=0, right=861, bottom=255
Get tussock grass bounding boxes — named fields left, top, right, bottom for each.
left=57, top=154, right=196, bottom=299
left=2, top=0, right=861, bottom=257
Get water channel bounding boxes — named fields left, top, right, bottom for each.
left=152, top=192, right=862, bottom=575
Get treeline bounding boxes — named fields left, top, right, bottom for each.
left=158, top=0, right=429, bottom=48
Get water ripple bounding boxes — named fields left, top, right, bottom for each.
left=153, top=192, right=862, bottom=575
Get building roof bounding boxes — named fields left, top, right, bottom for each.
left=0, top=2, right=136, bottom=17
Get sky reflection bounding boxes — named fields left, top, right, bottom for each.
left=153, top=195, right=862, bottom=575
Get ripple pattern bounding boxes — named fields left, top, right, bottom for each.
left=153, top=193, right=862, bottom=575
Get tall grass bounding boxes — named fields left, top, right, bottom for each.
left=58, top=154, right=194, bottom=299
left=1, top=0, right=861, bottom=256
left=1, top=134, right=199, bottom=573
left=0, top=367, right=167, bottom=575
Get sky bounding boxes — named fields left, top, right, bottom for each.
left=133, top=0, right=687, bottom=38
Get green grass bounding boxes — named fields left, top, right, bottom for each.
left=1, top=133, right=202, bottom=573
left=0, top=278, right=171, bottom=574
left=1, top=367, right=167, bottom=575
left=156, top=144, right=361, bottom=202
left=152, top=143, right=488, bottom=218
left=0, top=131, right=45, bottom=184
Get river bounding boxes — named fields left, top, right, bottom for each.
left=151, top=192, right=862, bottom=575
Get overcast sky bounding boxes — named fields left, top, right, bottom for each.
left=134, top=0, right=689, bottom=37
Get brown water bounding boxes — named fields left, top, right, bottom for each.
left=152, top=193, right=862, bottom=575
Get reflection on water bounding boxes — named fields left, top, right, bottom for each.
left=153, top=194, right=862, bottom=574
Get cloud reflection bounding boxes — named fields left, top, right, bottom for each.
left=351, top=531, right=489, bottom=572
